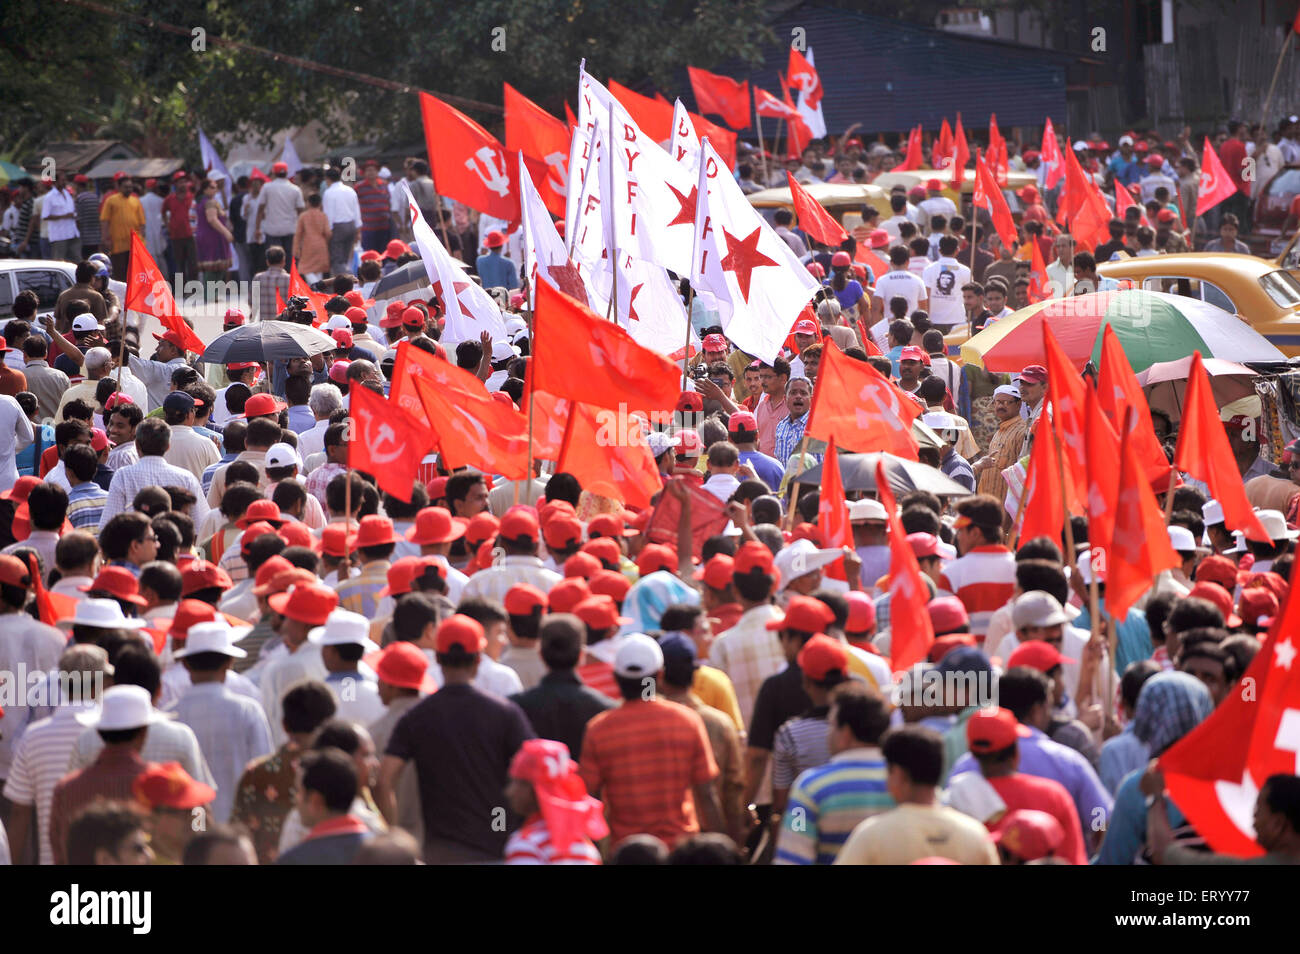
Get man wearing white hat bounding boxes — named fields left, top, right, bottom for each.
left=1240, top=509, right=1298, bottom=574
left=849, top=498, right=891, bottom=589
left=973, top=385, right=1027, bottom=505
left=263, top=441, right=326, bottom=530
left=774, top=538, right=853, bottom=603
left=1216, top=394, right=1270, bottom=484
left=312, top=609, right=385, bottom=726
left=48, top=684, right=164, bottom=865
left=1201, top=499, right=1234, bottom=555
left=171, top=620, right=275, bottom=824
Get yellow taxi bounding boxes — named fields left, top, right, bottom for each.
left=747, top=181, right=889, bottom=227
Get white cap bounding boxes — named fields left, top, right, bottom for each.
left=1118, top=135, right=1134, bottom=147
left=326, top=314, right=351, bottom=332
left=1072, top=140, right=1089, bottom=151
left=937, top=540, right=958, bottom=560
left=646, top=430, right=675, bottom=458
left=76, top=684, right=164, bottom=730
left=265, top=442, right=297, bottom=470
left=1011, top=591, right=1073, bottom=629
left=848, top=498, right=888, bottom=522
left=613, top=633, right=664, bottom=677
left=774, top=538, right=843, bottom=587
left=1223, top=530, right=1248, bottom=555
left=491, top=339, right=522, bottom=362
left=1256, top=509, right=1300, bottom=542
left=309, top=609, right=380, bottom=651
left=57, top=597, right=148, bottom=631
left=993, top=384, right=1021, bottom=399
left=922, top=411, right=968, bottom=432
left=504, top=317, right=528, bottom=337
left=71, top=314, right=104, bottom=333
left=1202, top=499, right=1224, bottom=527
left=174, top=620, right=251, bottom=658
left=1167, top=525, right=1207, bottom=555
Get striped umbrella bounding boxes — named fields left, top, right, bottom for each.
left=960, top=289, right=1285, bottom=373
left=0, top=161, right=28, bottom=187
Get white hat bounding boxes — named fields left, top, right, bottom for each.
left=1222, top=530, right=1248, bottom=555
left=309, top=609, right=380, bottom=651
left=326, top=314, right=351, bottom=332
left=1255, top=509, right=1300, bottom=542
left=1219, top=394, right=1261, bottom=422
left=1011, top=591, right=1072, bottom=629
left=936, top=540, right=958, bottom=560
left=504, top=317, right=528, bottom=337
left=848, top=498, right=888, bottom=522
left=993, top=384, right=1021, bottom=399
left=75, top=684, right=164, bottom=730
left=174, top=620, right=251, bottom=658
left=1118, top=135, right=1134, bottom=147
left=645, top=430, right=675, bottom=458
left=1072, top=140, right=1089, bottom=151
left=71, top=314, right=104, bottom=334
left=922, top=411, right=968, bottom=432
left=491, top=340, right=522, bottom=362
left=774, top=538, right=843, bottom=587
left=265, top=442, right=297, bottom=470
left=614, top=633, right=664, bottom=677
left=57, top=597, right=148, bottom=631
left=1167, top=525, right=1208, bottom=555
left=1202, top=499, right=1224, bottom=528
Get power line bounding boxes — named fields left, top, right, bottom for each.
left=54, top=0, right=503, bottom=116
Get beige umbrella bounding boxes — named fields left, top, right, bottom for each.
left=1136, top=356, right=1258, bottom=426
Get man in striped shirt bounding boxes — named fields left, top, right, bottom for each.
left=776, top=681, right=894, bottom=865
left=64, top=444, right=108, bottom=532
left=334, top=515, right=397, bottom=620
left=938, top=495, right=1017, bottom=641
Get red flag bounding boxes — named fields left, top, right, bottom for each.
left=1027, top=230, right=1051, bottom=302
left=522, top=359, right=570, bottom=462
left=897, top=126, right=923, bottom=172
left=1041, top=117, right=1064, bottom=189
left=564, top=101, right=578, bottom=130
left=973, top=150, right=1017, bottom=255
left=1084, top=386, right=1121, bottom=562
left=856, top=317, right=883, bottom=357
left=786, top=172, right=847, bottom=246
left=806, top=341, right=921, bottom=458
left=412, top=375, right=530, bottom=480
left=556, top=401, right=662, bottom=508
left=125, top=233, right=203, bottom=354
left=288, top=260, right=330, bottom=324
left=786, top=47, right=823, bottom=111
left=1016, top=411, right=1066, bottom=547
left=532, top=281, right=681, bottom=413
left=1042, top=323, right=1088, bottom=514
left=1160, top=592, right=1298, bottom=857
left=1196, top=136, right=1240, bottom=217
left=389, top=339, right=480, bottom=432
left=608, top=79, right=736, bottom=167
left=877, top=460, right=934, bottom=672
left=348, top=383, right=433, bottom=503
left=25, top=552, right=59, bottom=627
left=935, top=118, right=953, bottom=169
left=1096, top=324, right=1170, bottom=488
left=1113, top=179, right=1151, bottom=229
left=1106, top=411, right=1181, bottom=620
left=779, top=80, right=812, bottom=159
left=987, top=113, right=1008, bottom=186
left=817, top=442, right=850, bottom=549
left=687, top=67, right=750, bottom=130
left=1173, top=352, right=1271, bottom=542
left=1061, top=144, right=1110, bottom=250
left=419, top=91, right=519, bottom=225
left=754, top=86, right=799, bottom=121
left=949, top=114, right=970, bottom=190
left=504, top=83, right=570, bottom=219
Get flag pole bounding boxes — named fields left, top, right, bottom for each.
left=524, top=365, right=535, bottom=509
left=785, top=435, right=810, bottom=530
left=1162, top=465, right=1178, bottom=521
left=684, top=137, right=708, bottom=390
left=1260, top=30, right=1294, bottom=133
left=606, top=101, right=619, bottom=323
left=753, top=89, right=768, bottom=188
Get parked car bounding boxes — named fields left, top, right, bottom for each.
left=1247, top=163, right=1300, bottom=257
left=0, top=259, right=127, bottom=322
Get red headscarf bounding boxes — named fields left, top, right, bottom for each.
left=509, top=740, right=608, bottom=853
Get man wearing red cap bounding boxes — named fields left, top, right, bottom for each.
left=476, top=230, right=519, bottom=291
left=460, top=508, right=562, bottom=605
left=259, top=582, right=336, bottom=746
left=504, top=738, right=607, bottom=864
left=368, top=641, right=437, bottom=843
left=334, top=515, right=398, bottom=619
left=378, top=614, right=536, bottom=862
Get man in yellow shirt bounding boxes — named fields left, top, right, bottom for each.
left=100, top=174, right=146, bottom=281
left=835, top=725, right=1000, bottom=865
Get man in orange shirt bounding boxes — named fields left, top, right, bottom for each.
left=99, top=175, right=145, bottom=282
left=578, top=634, right=724, bottom=849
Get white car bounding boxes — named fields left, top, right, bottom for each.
left=0, top=259, right=127, bottom=322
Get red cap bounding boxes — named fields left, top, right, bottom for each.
left=1156, top=209, right=1176, bottom=223
left=899, top=346, right=925, bottom=362
left=702, top=333, right=728, bottom=352
left=244, top=393, right=286, bottom=417
left=353, top=515, right=396, bottom=549
left=133, top=762, right=215, bottom=811
left=797, top=634, right=849, bottom=681
left=728, top=410, right=758, bottom=434
left=1194, top=555, right=1237, bottom=592
left=164, top=599, right=219, bottom=641
left=694, top=554, right=734, bottom=590
left=153, top=329, right=187, bottom=350
left=0, top=554, right=31, bottom=588
left=768, top=594, right=835, bottom=633
left=360, top=250, right=382, bottom=263
left=676, top=391, right=703, bottom=413
left=1007, top=640, right=1075, bottom=673
left=464, top=513, right=500, bottom=547
left=792, top=523, right=824, bottom=546
left=1239, top=588, right=1279, bottom=628
left=484, top=230, right=506, bottom=249
left=830, top=251, right=852, bottom=268
left=581, top=537, right=621, bottom=569
left=343, top=291, right=367, bottom=308
left=806, top=262, right=825, bottom=278
left=385, top=239, right=411, bottom=259
left=272, top=161, right=289, bottom=174
left=548, top=577, right=592, bottom=614
left=589, top=569, right=631, bottom=603
left=845, top=591, right=876, bottom=633
left=1134, top=140, right=1149, bottom=152
left=564, top=551, right=603, bottom=580
left=1187, top=581, right=1242, bottom=628
left=318, top=523, right=357, bottom=558
left=907, top=532, right=942, bottom=559
left=223, top=308, right=247, bottom=326
left=401, top=306, right=425, bottom=328
left=500, top=509, right=540, bottom=542
left=426, top=476, right=449, bottom=501
left=734, top=541, right=775, bottom=577
left=966, top=706, right=1032, bottom=753
left=1146, top=155, right=1165, bottom=168
left=0, top=475, right=38, bottom=503
left=80, top=565, right=147, bottom=605
left=793, top=318, right=819, bottom=335
left=373, top=641, right=438, bottom=693
left=993, top=809, right=1065, bottom=862
left=378, top=556, right=425, bottom=598
left=1018, top=365, right=1048, bottom=385
left=268, top=582, right=339, bottom=625
left=542, top=514, right=583, bottom=552
left=332, top=328, right=354, bottom=348
left=328, top=360, right=351, bottom=384
left=436, top=614, right=487, bottom=653
left=926, top=633, right=976, bottom=663
left=239, top=522, right=280, bottom=554
left=236, top=499, right=284, bottom=529
left=406, top=507, right=466, bottom=546
left=539, top=499, right=577, bottom=522
left=380, top=308, right=406, bottom=329
left=504, top=583, right=548, bottom=616
left=103, top=392, right=136, bottom=411
left=635, top=543, right=677, bottom=577
left=587, top=513, right=635, bottom=538
left=250, top=555, right=293, bottom=593
left=926, top=178, right=943, bottom=191
left=181, top=560, right=234, bottom=596
left=928, top=596, right=969, bottom=636
left=574, top=594, right=630, bottom=629
left=226, top=362, right=258, bottom=373
left=90, top=427, right=109, bottom=453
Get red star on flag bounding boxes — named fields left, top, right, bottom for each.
left=627, top=283, right=644, bottom=323
left=666, top=182, right=698, bottom=228
left=719, top=226, right=778, bottom=303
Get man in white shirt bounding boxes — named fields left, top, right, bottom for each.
left=42, top=173, right=80, bottom=262
left=459, top=510, right=561, bottom=605
left=322, top=167, right=361, bottom=276
left=921, top=236, right=972, bottom=331
left=1044, top=233, right=1075, bottom=299
left=917, top=178, right=957, bottom=220
left=160, top=391, right=219, bottom=481
left=871, top=246, right=930, bottom=325
left=880, top=193, right=911, bottom=245
left=254, top=162, right=305, bottom=260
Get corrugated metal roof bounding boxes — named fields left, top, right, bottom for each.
left=690, top=3, right=1069, bottom=135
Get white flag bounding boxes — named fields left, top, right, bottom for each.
left=198, top=128, right=232, bottom=203
left=519, top=152, right=590, bottom=310
left=399, top=181, right=507, bottom=346
left=793, top=47, right=827, bottom=139
left=567, top=126, right=613, bottom=311
left=615, top=252, right=699, bottom=360
left=670, top=99, right=700, bottom=169
left=280, top=134, right=303, bottom=178
left=692, top=139, right=818, bottom=364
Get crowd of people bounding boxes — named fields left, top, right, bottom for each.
left=0, top=106, right=1297, bottom=868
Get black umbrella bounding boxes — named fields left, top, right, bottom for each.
left=371, top=260, right=431, bottom=300
left=795, top=451, right=972, bottom=497
left=198, top=320, right=338, bottom=364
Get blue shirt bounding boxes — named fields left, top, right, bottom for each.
left=1108, top=154, right=1142, bottom=187
left=774, top=412, right=810, bottom=465
left=1073, top=605, right=1151, bottom=674
left=16, top=423, right=53, bottom=477
left=475, top=251, right=519, bottom=290
left=739, top=450, right=785, bottom=492
left=941, top=451, right=975, bottom=491
left=287, top=404, right=316, bottom=434
left=950, top=725, right=1112, bottom=840
left=1093, top=767, right=1187, bottom=865
left=1099, top=724, right=1149, bottom=795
